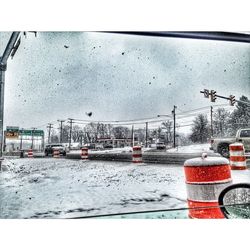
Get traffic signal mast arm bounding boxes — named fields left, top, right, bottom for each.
left=200, top=90, right=230, bottom=100
left=200, top=90, right=250, bottom=106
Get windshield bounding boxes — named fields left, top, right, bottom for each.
left=0, top=32, right=249, bottom=219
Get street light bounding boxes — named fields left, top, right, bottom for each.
left=157, top=114, right=171, bottom=118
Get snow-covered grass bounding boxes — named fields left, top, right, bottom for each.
left=0, top=158, right=249, bottom=219
left=0, top=158, right=187, bottom=218
left=68, top=146, right=153, bottom=155
left=167, top=143, right=212, bottom=153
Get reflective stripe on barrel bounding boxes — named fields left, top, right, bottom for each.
left=81, top=148, right=88, bottom=160
left=132, top=146, right=143, bottom=163
left=229, top=143, right=247, bottom=170
left=28, top=149, right=33, bottom=158
left=186, top=181, right=231, bottom=202
left=184, top=156, right=232, bottom=219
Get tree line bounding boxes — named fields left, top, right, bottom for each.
left=189, top=95, right=250, bottom=143
left=49, top=95, right=249, bottom=146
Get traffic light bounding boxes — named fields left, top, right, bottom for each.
left=229, top=95, right=236, bottom=106
left=203, top=89, right=210, bottom=98
left=210, top=90, right=217, bottom=102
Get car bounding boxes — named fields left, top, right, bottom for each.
left=210, top=128, right=250, bottom=157
left=45, top=144, right=67, bottom=156
left=83, top=143, right=96, bottom=149
left=103, top=144, right=113, bottom=149
left=156, top=142, right=166, bottom=150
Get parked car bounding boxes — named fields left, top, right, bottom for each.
left=156, top=142, right=166, bottom=150
left=45, top=144, right=67, bottom=156
left=83, top=143, right=96, bottom=149
left=103, top=144, right=113, bottom=149
left=210, top=128, right=250, bottom=157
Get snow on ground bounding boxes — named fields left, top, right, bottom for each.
left=91, top=146, right=152, bottom=154
left=167, top=143, right=212, bottom=153
left=0, top=158, right=249, bottom=219
left=67, top=146, right=152, bottom=156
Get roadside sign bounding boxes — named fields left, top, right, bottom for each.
left=5, top=126, right=19, bottom=139
left=6, top=126, right=19, bottom=132
left=20, top=129, right=44, bottom=136
left=5, top=131, right=19, bottom=139
left=5, top=127, right=44, bottom=139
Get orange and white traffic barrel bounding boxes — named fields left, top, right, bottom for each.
left=28, top=149, right=33, bottom=158
left=53, top=148, right=60, bottom=158
left=81, top=147, right=89, bottom=160
left=229, top=143, right=247, bottom=170
left=132, top=146, right=143, bottom=163
left=184, top=153, right=232, bottom=219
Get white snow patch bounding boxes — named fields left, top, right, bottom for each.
left=167, top=143, right=212, bottom=154
left=69, top=146, right=152, bottom=155
left=184, top=156, right=229, bottom=166
left=0, top=158, right=248, bottom=219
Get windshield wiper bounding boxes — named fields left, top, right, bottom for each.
left=68, top=202, right=250, bottom=219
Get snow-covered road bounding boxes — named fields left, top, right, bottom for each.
left=0, top=158, right=249, bottom=218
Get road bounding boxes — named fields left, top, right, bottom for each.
left=66, top=149, right=221, bottom=164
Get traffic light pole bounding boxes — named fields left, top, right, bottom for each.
left=145, top=122, right=148, bottom=148
left=0, top=32, right=20, bottom=170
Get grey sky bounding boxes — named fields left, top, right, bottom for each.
left=1, top=32, right=249, bottom=133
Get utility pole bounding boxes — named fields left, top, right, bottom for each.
left=0, top=32, right=20, bottom=170
left=68, top=118, right=74, bottom=150
left=218, top=109, right=223, bottom=136
left=80, top=132, right=83, bottom=147
left=172, top=105, right=177, bottom=148
left=31, top=127, right=37, bottom=149
left=58, top=120, right=65, bottom=143
left=42, top=133, right=45, bottom=151
left=210, top=106, right=213, bottom=137
left=47, top=123, right=53, bottom=144
left=131, top=125, right=134, bottom=147
left=145, top=122, right=148, bottom=148
left=19, top=128, right=24, bottom=150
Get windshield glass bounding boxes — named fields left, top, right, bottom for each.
left=0, top=32, right=249, bottom=219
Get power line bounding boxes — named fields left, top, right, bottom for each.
left=72, top=115, right=172, bottom=124
left=25, top=103, right=240, bottom=134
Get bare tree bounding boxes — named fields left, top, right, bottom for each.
left=112, top=126, right=130, bottom=139
left=161, top=120, right=173, bottom=144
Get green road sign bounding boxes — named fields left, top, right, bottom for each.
left=6, top=126, right=19, bottom=132
left=20, top=129, right=44, bottom=136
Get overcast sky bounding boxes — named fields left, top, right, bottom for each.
left=0, top=32, right=249, bottom=133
